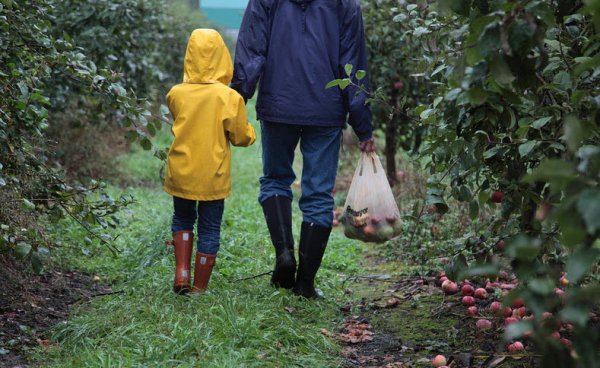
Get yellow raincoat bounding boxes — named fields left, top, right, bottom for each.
left=164, top=29, right=256, bottom=201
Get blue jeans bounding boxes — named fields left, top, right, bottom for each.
left=259, top=121, right=342, bottom=227
left=171, top=197, right=224, bottom=255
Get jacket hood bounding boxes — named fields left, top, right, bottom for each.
left=183, top=29, right=233, bottom=85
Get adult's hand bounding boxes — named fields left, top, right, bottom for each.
left=359, top=137, right=376, bottom=153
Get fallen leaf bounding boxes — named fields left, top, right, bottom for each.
left=284, top=307, right=296, bottom=314
left=320, top=328, right=332, bottom=337
left=37, top=339, right=50, bottom=348
left=386, top=298, right=401, bottom=307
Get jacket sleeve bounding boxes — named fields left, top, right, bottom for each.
left=340, top=1, right=373, bottom=142
left=224, top=93, right=257, bottom=147
left=230, top=0, right=270, bottom=102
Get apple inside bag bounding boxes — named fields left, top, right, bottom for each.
left=340, top=152, right=401, bottom=243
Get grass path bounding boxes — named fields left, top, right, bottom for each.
left=36, top=102, right=364, bottom=367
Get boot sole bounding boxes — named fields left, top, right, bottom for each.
left=173, top=284, right=191, bottom=294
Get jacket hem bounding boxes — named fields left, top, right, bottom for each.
left=163, top=186, right=230, bottom=201
left=257, top=113, right=346, bottom=127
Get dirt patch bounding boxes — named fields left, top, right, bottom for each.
left=0, top=256, right=110, bottom=367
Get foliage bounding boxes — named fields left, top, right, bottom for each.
left=361, top=0, right=437, bottom=182
left=410, top=1, right=600, bottom=366
left=335, top=0, right=600, bottom=365
left=0, top=0, right=170, bottom=271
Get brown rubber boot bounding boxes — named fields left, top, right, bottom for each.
left=171, top=230, right=194, bottom=294
left=191, top=252, right=217, bottom=294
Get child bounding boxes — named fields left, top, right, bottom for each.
left=164, top=29, right=256, bottom=294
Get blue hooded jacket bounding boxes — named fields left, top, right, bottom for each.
left=231, top=0, right=373, bottom=141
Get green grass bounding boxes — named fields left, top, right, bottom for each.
left=36, top=101, right=364, bottom=367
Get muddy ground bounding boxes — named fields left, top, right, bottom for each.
left=0, top=257, right=110, bottom=368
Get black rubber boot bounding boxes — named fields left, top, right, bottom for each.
left=293, top=222, right=332, bottom=299
left=262, top=195, right=296, bottom=289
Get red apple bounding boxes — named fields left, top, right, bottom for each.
left=499, top=271, right=509, bottom=280
left=500, top=283, right=515, bottom=290
left=507, top=341, right=524, bottom=353
left=503, top=308, right=514, bottom=318
left=505, top=317, right=519, bottom=326
left=442, top=281, right=458, bottom=295
left=393, top=80, right=404, bottom=90
left=554, top=288, right=565, bottom=298
left=516, top=307, right=527, bottom=318
left=560, top=338, right=572, bottom=348
left=462, top=296, right=476, bottom=306
left=431, top=355, right=447, bottom=367
left=551, top=331, right=561, bottom=340
left=511, top=298, right=524, bottom=308
left=490, top=301, right=503, bottom=314
left=395, top=170, right=406, bottom=181
left=491, top=191, right=505, bottom=203
left=362, top=225, right=376, bottom=237
left=476, top=319, right=493, bottom=330
left=467, top=306, right=478, bottom=316
left=559, top=276, right=569, bottom=286
left=474, top=288, right=488, bottom=300
left=461, top=284, right=474, bottom=296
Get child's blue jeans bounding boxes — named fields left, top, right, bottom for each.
left=259, top=121, right=342, bottom=228
left=171, top=197, right=224, bottom=255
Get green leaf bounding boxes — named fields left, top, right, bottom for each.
left=563, top=115, right=585, bottom=153
left=531, top=117, right=552, bottom=129
left=339, top=79, right=350, bottom=90
left=325, top=79, right=342, bottom=89
left=426, top=193, right=449, bottom=215
left=483, top=146, right=501, bottom=159
left=566, top=247, right=600, bottom=283
left=518, top=140, right=537, bottom=157
left=31, top=251, right=43, bottom=274
left=529, top=277, right=554, bottom=294
left=159, top=104, right=170, bottom=116
left=140, top=138, right=152, bottom=151
left=490, top=57, right=515, bottom=85
left=466, top=86, right=487, bottom=105
left=505, top=321, right=533, bottom=340
left=553, top=71, right=572, bottom=90
left=457, top=263, right=499, bottom=281
left=15, top=243, right=32, bottom=259
left=576, top=189, right=600, bottom=234
left=344, top=64, right=353, bottom=77
left=525, top=159, right=575, bottom=183
left=469, top=200, right=479, bottom=220
left=506, top=234, right=541, bottom=261
left=444, top=88, right=462, bottom=101
left=559, top=306, right=589, bottom=328
left=21, top=199, right=35, bottom=210
left=356, top=70, right=366, bottom=80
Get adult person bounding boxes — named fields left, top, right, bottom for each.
left=231, top=0, right=375, bottom=298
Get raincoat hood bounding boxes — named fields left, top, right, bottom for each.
left=183, top=29, right=233, bottom=85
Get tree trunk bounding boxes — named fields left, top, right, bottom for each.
left=385, top=115, right=398, bottom=187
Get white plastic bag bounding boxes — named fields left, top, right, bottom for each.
left=341, top=152, right=401, bottom=243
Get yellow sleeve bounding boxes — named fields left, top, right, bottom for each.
left=224, top=94, right=256, bottom=147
